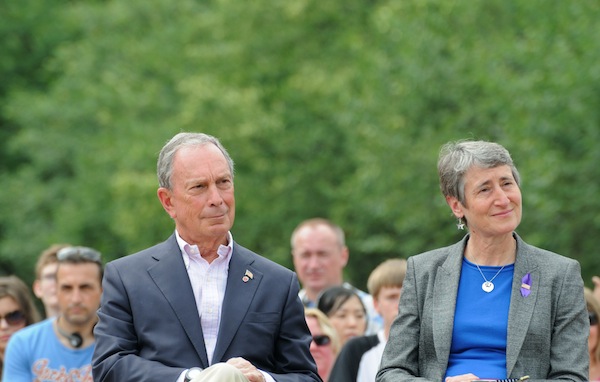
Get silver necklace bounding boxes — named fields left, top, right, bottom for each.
left=472, top=255, right=507, bottom=293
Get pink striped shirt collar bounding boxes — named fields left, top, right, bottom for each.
left=174, top=230, right=233, bottom=268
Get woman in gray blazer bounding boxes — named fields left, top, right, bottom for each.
left=376, top=140, right=589, bottom=382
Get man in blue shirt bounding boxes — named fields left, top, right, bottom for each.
left=3, top=246, right=103, bottom=382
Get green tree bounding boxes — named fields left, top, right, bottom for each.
left=1, top=0, right=600, bottom=292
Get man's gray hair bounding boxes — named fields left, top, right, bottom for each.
left=157, top=132, right=234, bottom=189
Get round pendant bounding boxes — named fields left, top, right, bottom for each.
left=482, top=281, right=494, bottom=293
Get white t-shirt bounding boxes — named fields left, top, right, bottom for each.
left=357, top=330, right=387, bottom=382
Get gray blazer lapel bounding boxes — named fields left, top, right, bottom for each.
left=506, top=234, right=539, bottom=375
left=211, top=244, right=261, bottom=364
left=433, top=240, right=464, bottom=374
left=147, top=235, right=210, bottom=367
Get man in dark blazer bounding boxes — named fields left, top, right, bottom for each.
left=92, top=132, right=320, bottom=382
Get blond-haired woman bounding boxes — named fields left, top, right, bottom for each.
left=585, top=287, right=600, bottom=381
left=305, top=308, right=340, bottom=382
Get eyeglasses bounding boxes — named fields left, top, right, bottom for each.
left=0, top=310, right=26, bottom=326
left=590, top=311, right=598, bottom=326
left=57, top=246, right=102, bottom=263
left=312, top=335, right=331, bottom=346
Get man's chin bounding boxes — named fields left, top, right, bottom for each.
left=64, top=314, right=90, bottom=326
left=205, top=220, right=233, bottom=233
left=306, top=282, right=326, bottom=292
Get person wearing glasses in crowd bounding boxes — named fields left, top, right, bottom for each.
left=3, top=246, right=103, bottom=382
left=92, top=132, right=319, bottom=382
left=376, top=140, right=588, bottom=382
left=304, top=308, right=340, bottom=382
left=585, top=287, right=600, bottom=381
left=0, top=276, right=41, bottom=378
left=32, top=244, right=71, bottom=318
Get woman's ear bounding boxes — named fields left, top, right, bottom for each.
left=446, top=195, right=463, bottom=219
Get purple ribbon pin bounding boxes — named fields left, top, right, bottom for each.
left=520, top=273, right=531, bottom=297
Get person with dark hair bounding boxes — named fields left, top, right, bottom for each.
left=317, top=286, right=367, bottom=348
left=377, top=140, right=588, bottom=382
left=3, top=246, right=103, bottom=382
left=93, top=132, right=319, bottom=382
left=329, top=258, right=406, bottom=382
left=0, top=275, right=41, bottom=377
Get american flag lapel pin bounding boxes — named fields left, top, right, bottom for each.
left=242, top=269, right=254, bottom=283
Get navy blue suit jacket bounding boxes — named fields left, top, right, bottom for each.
left=92, top=234, right=320, bottom=382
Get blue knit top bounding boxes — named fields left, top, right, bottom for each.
left=445, top=257, right=514, bottom=379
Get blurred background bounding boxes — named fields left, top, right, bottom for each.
left=1, top=0, right=599, bottom=292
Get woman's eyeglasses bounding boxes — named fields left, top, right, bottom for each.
left=312, top=335, right=331, bottom=346
left=590, top=311, right=598, bottom=326
left=0, top=310, right=26, bottom=326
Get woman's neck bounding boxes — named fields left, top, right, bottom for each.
left=465, top=234, right=516, bottom=266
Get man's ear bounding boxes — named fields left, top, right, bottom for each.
left=340, top=246, right=349, bottom=268
left=33, top=280, right=43, bottom=299
left=372, top=296, right=382, bottom=315
left=157, top=187, right=176, bottom=219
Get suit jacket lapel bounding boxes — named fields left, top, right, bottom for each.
left=211, top=244, right=261, bottom=364
left=147, top=235, right=210, bottom=367
left=433, top=239, right=465, bottom=376
left=506, top=234, right=539, bottom=375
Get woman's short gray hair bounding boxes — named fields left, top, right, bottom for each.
left=438, top=140, right=520, bottom=205
left=157, top=132, right=234, bottom=190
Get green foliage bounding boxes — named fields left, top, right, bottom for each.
left=1, top=0, right=600, bottom=292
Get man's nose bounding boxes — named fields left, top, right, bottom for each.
left=207, top=184, right=224, bottom=206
